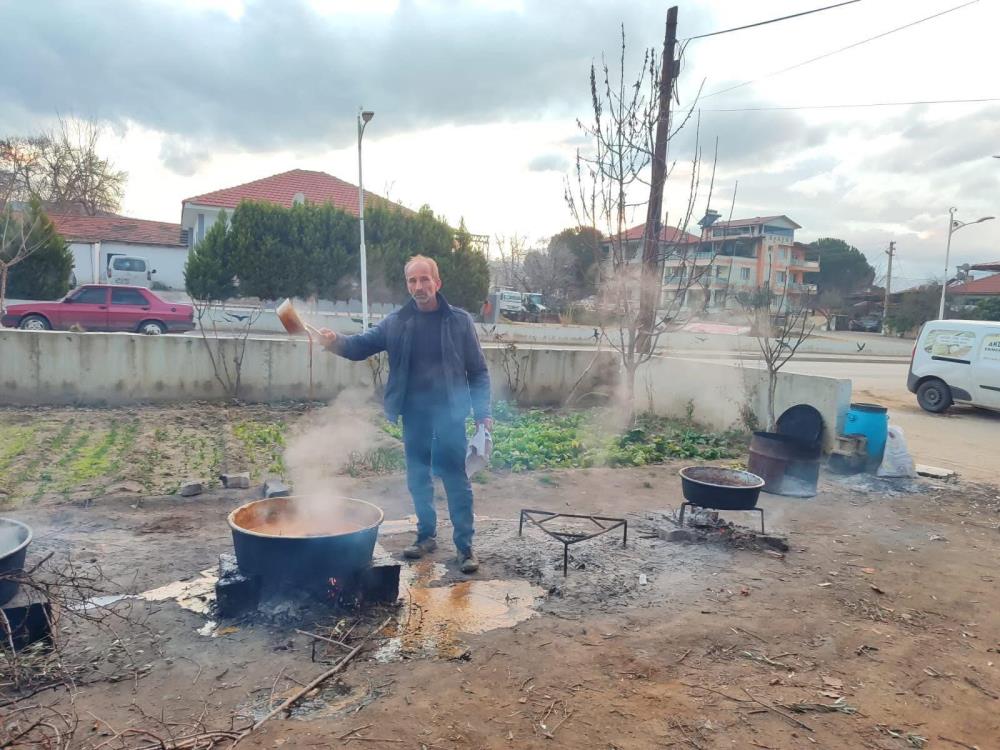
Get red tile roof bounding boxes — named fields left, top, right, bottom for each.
left=183, top=168, right=401, bottom=215
left=49, top=214, right=187, bottom=247
left=615, top=223, right=700, bottom=244
left=949, top=273, right=1000, bottom=296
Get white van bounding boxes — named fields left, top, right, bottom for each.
left=106, top=254, right=156, bottom=287
left=908, top=320, right=1000, bottom=413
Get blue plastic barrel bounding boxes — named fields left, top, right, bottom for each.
left=844, top=403, right=889, bottom=462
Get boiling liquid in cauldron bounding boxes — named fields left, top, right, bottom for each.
left=233, top=497, right=379, bottom=538
left=246, top=516, right=363, bottom=537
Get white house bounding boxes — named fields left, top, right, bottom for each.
left=50, top=213, right=190, bottom=290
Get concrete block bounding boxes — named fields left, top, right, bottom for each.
left=360, top=554, right=402, bottom=604
left=179, top=481, right=203, bottom=497
left=220, top=472, right=251, bottom=489
left=1, top=587, right=53, bottom=651
left=215, top=553, right=261, bottom=618
left=262, top=479, right=290, bottom=498
left=916, top=464, right=957, bottom=481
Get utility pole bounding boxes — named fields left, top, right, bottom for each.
left=882, top=240, right=894, bottom=336
left=637, top=5, right=678, bottom=355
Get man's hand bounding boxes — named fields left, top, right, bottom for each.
left=317, top=327, right=337, bottom=350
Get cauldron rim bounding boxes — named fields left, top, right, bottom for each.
left=226, top=496, right=384, bottom=540
left=0, top=518, right=33, bottom=559
left=678, top=466, right=765, bottom=490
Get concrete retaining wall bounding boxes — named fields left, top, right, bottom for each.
left=0, top=330, right=617, bottom=409
left=0, top=331, right=849, bottom=449
left=636, top=357, right=851, bottom=450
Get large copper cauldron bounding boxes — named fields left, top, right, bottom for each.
left=227, top=496, right=383, bottom=585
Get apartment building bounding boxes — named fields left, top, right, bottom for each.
left=662, top=212, right=819, bottom=312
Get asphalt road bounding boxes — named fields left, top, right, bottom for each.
left=781, top=359, right=999, bottom=485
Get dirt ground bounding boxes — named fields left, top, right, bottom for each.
left=3, top=407, right=999, bottom=750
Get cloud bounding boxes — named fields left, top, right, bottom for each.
left=159, top=137, right=212, bottom=176
left=0, top=0, right=712, bottom=154
left=527, top=152, right=570, bottom=172
left=868, top=106, right=1000, bottom=174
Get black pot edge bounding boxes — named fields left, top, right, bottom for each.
left=678, top=466, right=765, bottom=491
left=0, top=518, right=33, bottom=561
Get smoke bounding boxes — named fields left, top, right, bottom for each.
left=282, top=388, right=382, bottom=521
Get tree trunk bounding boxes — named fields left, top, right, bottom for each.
left=623, top=361, right=638, bottom=425
left=767, top=370, right=778, bottom=431
left=0, top=265, right=8, bottom=314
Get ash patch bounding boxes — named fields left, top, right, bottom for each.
left=828, top=473, right=931, bottom=497
left=240, top=678, right=390, bottom=722
left=472, top=516, right=721, bottom=615
left=641, top=508, right=790, bottom=553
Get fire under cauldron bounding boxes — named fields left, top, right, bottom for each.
left=678, top=466, right=767, bottom=533
left=227, top=496, right=384, bottom=588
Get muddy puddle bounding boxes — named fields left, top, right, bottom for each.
left=376, top=560, right=544, bottom=661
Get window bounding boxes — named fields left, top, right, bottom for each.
left=197, top=213, right=205, bottom=242
left=112, top=288, right=148, bottom=306
left=111, top=257, right=146, bottom=272
left=777, top=271, right=787, bottom=284
left=740, top=267, right=750, bottom=281
left=72, top=288, right=106, bottom=304
left=715, top=266, right=723, bottom=277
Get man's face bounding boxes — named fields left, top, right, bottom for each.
left=406, top=260, right=442, bottom=306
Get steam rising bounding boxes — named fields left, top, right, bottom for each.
left=282, top=388, right=382, bottom=523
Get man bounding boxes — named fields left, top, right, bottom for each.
left=318, top=255, right=492, bottom=574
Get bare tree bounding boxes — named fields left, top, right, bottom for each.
left=815, top=288, right=844, bottom=331
left=521, top=243, right=577, bottom=305
left=565, top=23, right=715, bottom=419
left=737, top=283, right=815, bottom=430
left=491, top=233, right=528, bottom=290
left=0, top=117, right=126, bottom=216
left=192, top=301, right=263, bottom=401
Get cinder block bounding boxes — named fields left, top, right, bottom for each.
left=180, top=481, right=203, bottom=497
left=215, top=553, right=261, bottom=617
left=220, top=472, right=251, bottom=490
left=262, top=479, right=290, bottom=498
left=1, top=587, right=53, bottom=651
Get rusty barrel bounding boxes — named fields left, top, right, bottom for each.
left=748, top=432, right=821, bottom=498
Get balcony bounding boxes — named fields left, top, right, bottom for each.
left=789, top=259, right=820, bottom=272
left=786, top=282, right=818, bottom=294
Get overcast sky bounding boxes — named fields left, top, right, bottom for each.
left=2, top=0, right=998, bottom=288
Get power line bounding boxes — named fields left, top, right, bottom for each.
left=701, top=0, right=981, bottom=100
left=684, top=0, right=861, bottom=41
left=704, top=97, right=1000, bottom=112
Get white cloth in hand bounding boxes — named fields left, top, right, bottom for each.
left=466, top=424, right=492, bottom=475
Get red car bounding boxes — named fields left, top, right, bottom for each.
left=1, top=285, right=195, bottom=335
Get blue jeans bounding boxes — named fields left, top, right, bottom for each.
left=401, top=407, right=474, bottom=554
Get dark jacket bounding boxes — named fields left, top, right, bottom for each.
left=329, top=294, right=491, bottom=423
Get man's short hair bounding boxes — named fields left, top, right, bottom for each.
left=404, top=255, right=440, bottom=281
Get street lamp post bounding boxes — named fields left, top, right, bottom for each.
left=938, top=208, right=994, bottom=320
left=358, top=109, right=375, bottom=330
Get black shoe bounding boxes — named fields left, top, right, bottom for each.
left=403, top=537, right=437, bottom=559
left=458, top=549, right=479, bottom=574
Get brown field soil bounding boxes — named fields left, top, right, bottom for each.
left=1, top=403, right=999, bottom=749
